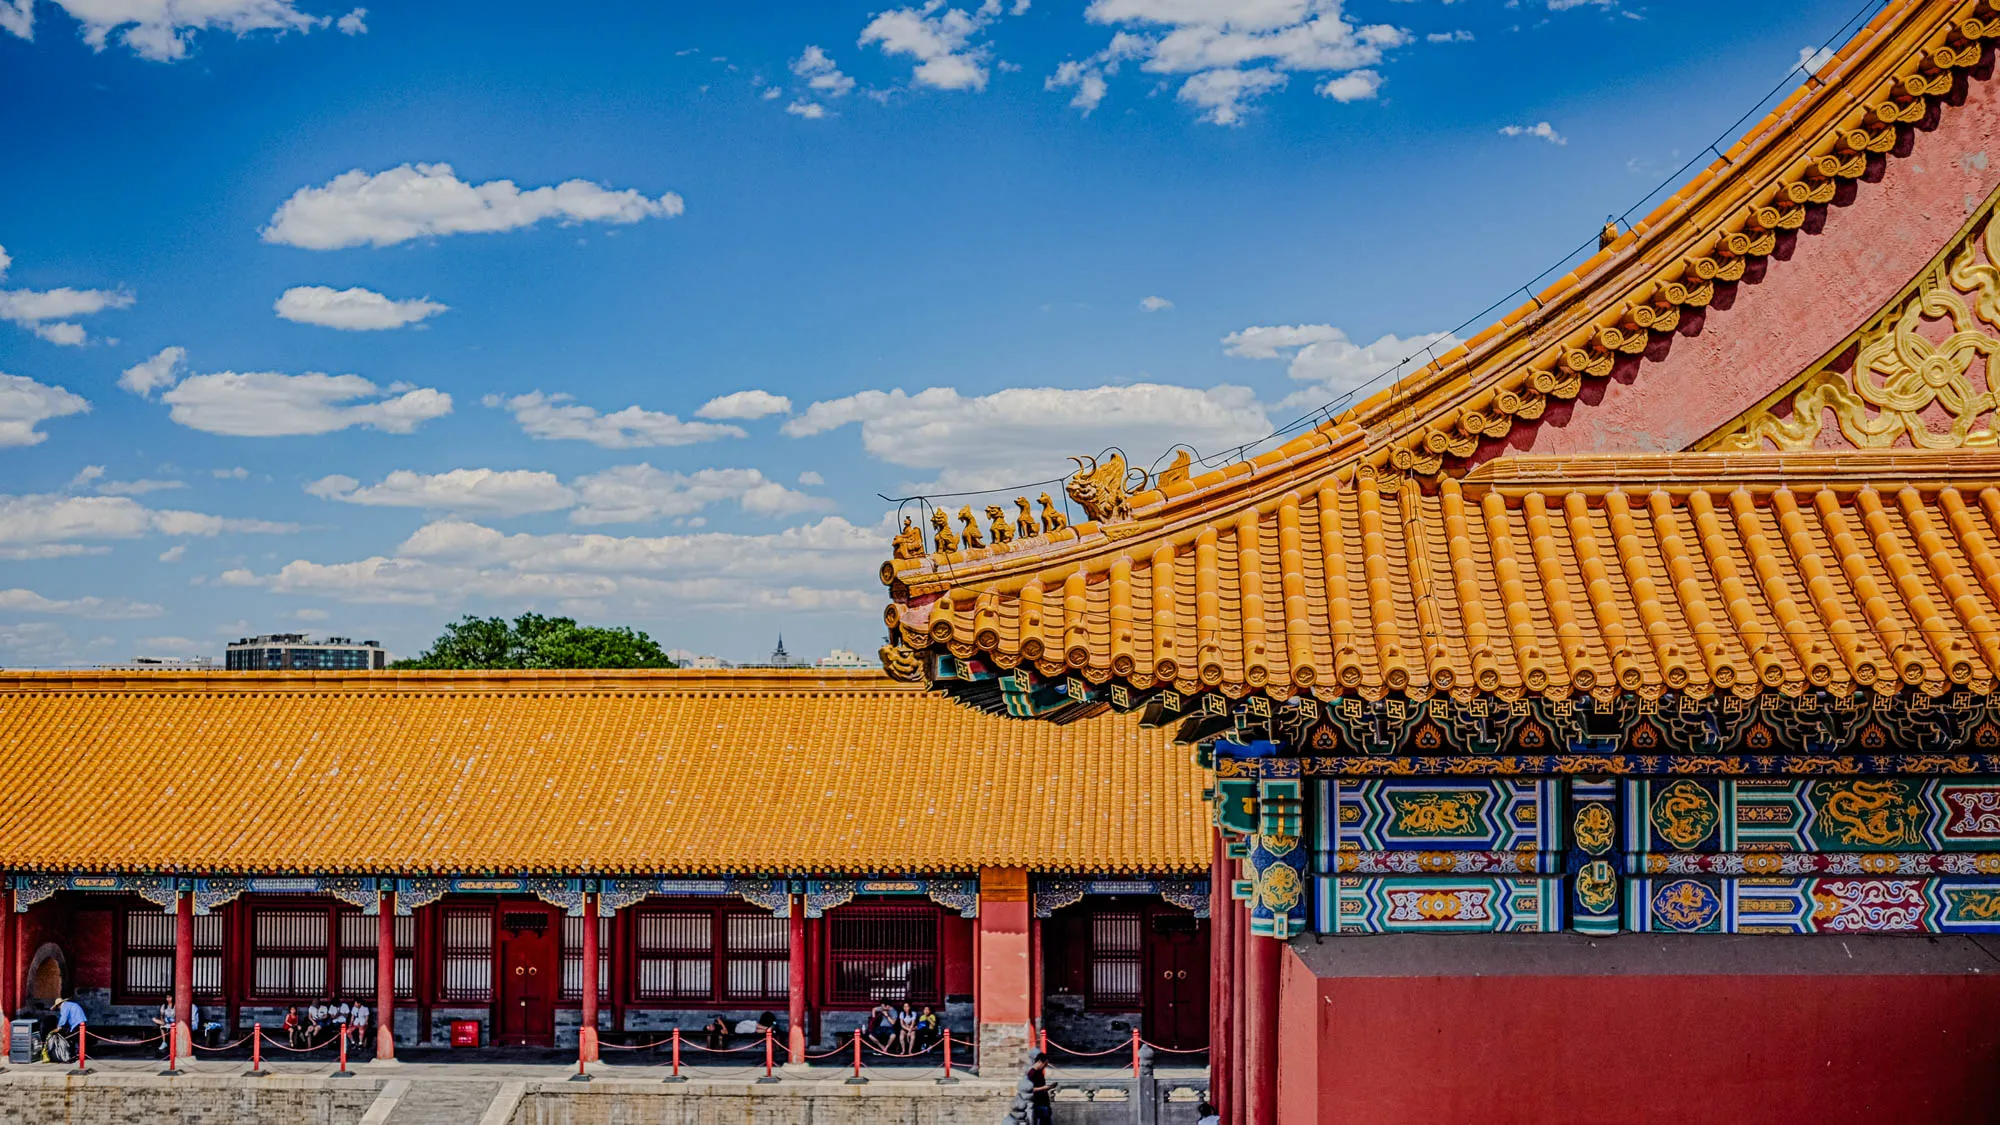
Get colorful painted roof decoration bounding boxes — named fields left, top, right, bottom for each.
left=880, top=0, right=2000, bottom=716
left=0, top=669, right=1205, bottom=876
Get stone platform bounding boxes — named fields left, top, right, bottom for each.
left=0, top=1058, right=1209, bottom=1124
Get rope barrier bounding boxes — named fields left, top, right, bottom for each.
left=190, top=1032, right=258, bottom=1052
left=82, top=1030, right=163, bottom=1047
left=1039, top=1038, right=1128, bottom=1058
left=596, top=1035, right=681, bottom=1051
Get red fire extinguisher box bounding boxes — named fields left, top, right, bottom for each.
left=450, top=1020, right=481, bottom=1048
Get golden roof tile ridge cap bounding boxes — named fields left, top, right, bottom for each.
left=892, top=427, right=1366, bottom=595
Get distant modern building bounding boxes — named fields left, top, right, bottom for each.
left=224, top=634, right=386, bottom=671
left=665, top=649, right=732, bottom=670
left=94, top=657, right=218, bottom=672
left=768, top=635, right=793, bottom=666
left=815, top=648, right=870, bottom=669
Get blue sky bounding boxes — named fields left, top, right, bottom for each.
left=0, top=0, right=1868, bottom=666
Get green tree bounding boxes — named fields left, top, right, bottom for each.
left=393, top=613, right=677, bottom=670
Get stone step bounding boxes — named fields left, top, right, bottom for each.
left=378, top=1079, right=503, bottom=1125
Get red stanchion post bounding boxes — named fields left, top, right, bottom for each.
left=160, top=1018, right=179, bottom=1076
left=332, top=1024, right=352, bottom=1078
left=757, top=1026, right=777, bottom=1083
left=570, top=1031, right=591, bottom=1084
left=248, top=1023, right=267, bottom=1077
left=1040, top=1026, right=1049, bottom=1055
left=937, top=1027, right=957, bottom=1085
left=664, top=1027, right=685, bottom=1083
left=1130, top=1029, right=1141, bottom=1078
left=845, top=1028, right=866, bottom=1085
left=72, top=1022, right=88, bottom=1076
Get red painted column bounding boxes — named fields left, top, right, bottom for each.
left=1245, top=923, right=1280, bottom=1125
left=787, top=894, right=807, bottom=1064
left=376, top=890, right=396, bottom=1059
left=579, top=892, right=600, bottom=1063
left=976, top=867, right=1032, bottom=1070
left=0, top=888, right=15, bottom=1021
left=1230, top=894, right=1246, bottom=1125
left=173, top=889, right=194, bottom=1057
left=1027, top=910, right=1043, bottom=1031
left=1210, top=834, right=1231, bottom=1118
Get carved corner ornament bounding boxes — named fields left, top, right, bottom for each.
left=879, top=642, right=924, bottom=682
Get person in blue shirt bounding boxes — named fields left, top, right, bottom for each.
left=51, top=994, right=84, bottom=1059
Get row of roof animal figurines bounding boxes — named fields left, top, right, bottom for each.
left=890, top=449, right=1192, bottom=561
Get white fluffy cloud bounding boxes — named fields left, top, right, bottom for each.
left=1049, top=0, right=1407, bottom=124
left=0, top=587, right=162, bottom=618
left=120, top=346, right=184, bottom=396
left=336, top=7, right=364, bottom=34
left=860, top=1, right=999, bottom=91
left=219, top=515, right=883, bottom=615
left=302, top=462, right=828, bottom=525
left=786, top=101, right=828, bottom=119
left=0, top=0, right=326, bottom=61
left=119, top=348, right=447, bottom=436
left=1224, top=323, right=1457, bottom=405
left=696, top=389, right=792, bottom=420
left=1499, top=121, right=1565, bottom=145
left=0, top=372, right=87, bottom=446
left=306, top=468, right=577, bottom=516
left=571, top=465, right=830, bottom=524
left=275, top=285, right=448, bottom=330
left=783, top=382, right=1272, bottom=493
left=1793, top=45, right=1834, bottom=77
left=486, top=391, right=745, bottom=449
left=0, top=491, right=294, bottom=560
left=154, top=368, right=451, bottom=436
left=0, top=244, right=132, bottom=346
left=262, top=163, right=685, bottom=250
left=1139, top=295, right=1173, bottom=311
left=792, top=45, right=855, bottom=96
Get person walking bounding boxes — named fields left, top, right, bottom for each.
left=1026, top=1052, right=1055, bottom=1125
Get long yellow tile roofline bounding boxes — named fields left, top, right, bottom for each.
left=0, top=667, right=915, bottom=695
left=0, top=668, right=1206, bottom=875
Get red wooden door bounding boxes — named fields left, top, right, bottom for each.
left=497, top=906, right=557, bottom=1047
left=1143, top=914, right=1209, bottom=1051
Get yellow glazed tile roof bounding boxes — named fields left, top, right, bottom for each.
left=891, top=451, right=2000, bottom=705
left=0, top=669, right=1204, bottom=876
left=885, top=0, right=2000, bottom=597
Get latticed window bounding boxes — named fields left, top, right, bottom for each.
left=828, top=905, right=938, bottom=1005
left=119, top=910, right=221, bottom=998
left=633, top=910, right=713, bottom=1001
left=724, top=912, right=788, bottom=1002
left=1089, top=911, right=1143, bottom=1009
left=628, top=906, right=789, bottom=1004
left=337, top=912, right=415, bottom=1000
left=439, top=907, right=494, bottom=1002
left=251, top=909, right=328, bottom=999
left=560, top=915, right=612, bottom=1002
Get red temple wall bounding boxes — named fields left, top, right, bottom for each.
left=1275, top=947, right=1320, bottom=1125
left=942, top=913, right=974, bottom=996
left=70, top=908, right=112, bottom=993
left=1484, top=62, right=2000, bottom=462
left=1277, top=937, right=2000, bottom=1125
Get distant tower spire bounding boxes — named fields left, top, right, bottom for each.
left=771, top=635, right=791, bottom=666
